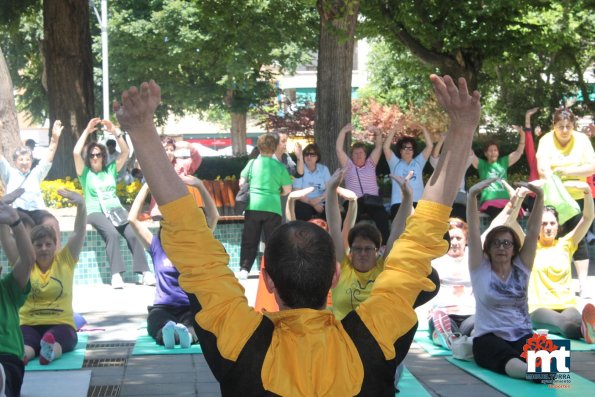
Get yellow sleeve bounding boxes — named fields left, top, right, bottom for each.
left=356, top=200, right=449, bottom=359
left=160, top=194, right=262, bottom=361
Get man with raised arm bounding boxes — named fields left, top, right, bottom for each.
left=114, top=75, right=480, bottom=396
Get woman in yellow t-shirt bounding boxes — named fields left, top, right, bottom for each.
left=1, top=190, right=87, bottom=365
left=529, top=181, right=595, bottom=342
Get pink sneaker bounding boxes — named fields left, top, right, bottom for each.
left=581, top=303, right=595, bottom=344
left=39, top=333, right=56, bottom=365
left=432, top=310, right=457, bottom=349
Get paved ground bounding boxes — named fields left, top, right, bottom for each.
left=16, top=276, right=592, bottom=397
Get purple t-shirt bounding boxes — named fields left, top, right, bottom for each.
left=150, top=235, right=189, bottom=307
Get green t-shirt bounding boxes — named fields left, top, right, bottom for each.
left=478, top=156, right=510, bottom=203
left=241, top=157, right=291, bottom=216
left=0, top=273, right=30, bottom=359
left=80, top=162, right=122, bottom=215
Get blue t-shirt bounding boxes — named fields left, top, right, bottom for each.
left=292, top=163, right=331, bottom=200
left=150, top=235, right=189, bottom=308
left=388, top=153, right=427, bottom=204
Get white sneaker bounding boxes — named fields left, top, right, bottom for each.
left=142, top=271, right=156, bottom=286
left=238, top=270, right=249, bottom=280
left=111, top=273, right=125, bottom=289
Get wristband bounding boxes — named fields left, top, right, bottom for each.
left=9, top=218, right=22, bottom=228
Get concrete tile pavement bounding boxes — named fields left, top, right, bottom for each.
left=65, top=279, right=595, bottom=396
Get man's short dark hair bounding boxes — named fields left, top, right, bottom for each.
left=348, top=223, right=382, bottom=249
left=264, top=221, right=336, bottom=309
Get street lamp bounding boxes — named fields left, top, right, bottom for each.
left=89, top=0, right=109, bottom=120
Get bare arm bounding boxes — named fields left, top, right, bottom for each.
left=326, top=169, right=347, bottom=262
left=181, top=175, right=220, bottom=231
left=383, top=128, right=397, bottom=163
left=337, top=187, right=358, bottom=249
left=285, top=187, right=315, bottom=221
left=384, top=172, right=413, bottom=260
left=368, top=126, right=384, bottom=165
left=103, top=120, right=130, bottom=172
left=507, top=125, right=526, bottom=166
left=281, top=184, right=292, bottom=196
left=114, top=81, right=188, bottom=206
left=60, top=189, right=87, bottom=260
left=467, top=178, right=497, bottom=271
left=563, top=181, right=594, bottom=247
left=481, top=181, right=527, bottom=244
left=469, top=150, right=479, bottom=169
left=335, top=124, right=351, bottom=167
left=431, top=133, right=445, bottom=160
left=518, top=183, right=543, bottom=270
left=416, top=124, right=434, bottom=160
left=294, top=143, right=304, bottom=176
left=0, top=200, right=35, bottom=291
left=128, top=183, right=153, bottom=249
left=73, top=117, right=101, bottom=176
left=44, top=120, right=63, bottom=163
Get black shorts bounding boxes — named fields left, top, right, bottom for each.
left=473, top=332, right=533, bottom=374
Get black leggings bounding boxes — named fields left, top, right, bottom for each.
left=0, top=354, right=24, bottom=397
left=147, top=305, right=197, bottom=345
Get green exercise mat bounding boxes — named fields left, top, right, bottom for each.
left=398, top=367, right=432, bottom=396
left=446, top=357, right=593, bottom=397
left=547, top=334, right=595, bottom=351
left=25, top=333, right=88, bottom=371
left=413, top=330, right=452, bottom=356
left=132, top=334, right=203, bottom=355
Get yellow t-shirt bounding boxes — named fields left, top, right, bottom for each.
left=528, top=236, right=576, bottom=312
left=19, top=246, right=77, bottom=329
left=331, top=256, right=384, bottom=321
left=536, top=131, right=595, bottom=199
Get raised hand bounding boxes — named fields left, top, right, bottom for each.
left=84, top=117, right=102, bottom=133
left=288, top=187, right=315, bottom=200
left=526, top=107, right=539, bottom=117
left=430, top=75, right=480, bottom=129
left=339, top=123, right=352, bottom=135
left=102, top=119, right=117, bottom=135
left=51, top=120, right=63, bottom=140
left=294, top=142, right=303, bottom=159
left=469, top=177, right=498, bottom=197
left=390, top=171, right=414, bottom=199
left=326, top=168, right=346, bottom=191
left=114, top=80, right=161, bottom=134
left=57, top=189, right=84, bottom=206
left=0, top=200, right=20, bottom=225
left=1, top=188, right=25, bottom=205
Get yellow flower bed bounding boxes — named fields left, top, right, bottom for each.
left=41, top=178, right=142, bottom=208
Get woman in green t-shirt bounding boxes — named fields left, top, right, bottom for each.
left=73, top=118, right=153, bottom=289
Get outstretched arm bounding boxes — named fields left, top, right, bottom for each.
left=0, top=189, right=25, bottom=264
left=61, top=189, right=87, bottom=260
left=45, top=120, right=63, bottom=164
left=384, top=172, right=413, bottom=260
left=103, top=120, right=130, bottom=172
left=518, top=183, right=543, bottom=270
left=335, top=124, right=351, bottom=167
left=431, top=133, right=445, bottom=160
left=481, top=181, right=528, bottom=244
left=563, top=181, right=594, bottom=247
left=285, top=187, right=315, bottom=221
left=337, top=186, right=358, bottom=249
left=73, top=118, right=101, bottom=176
left=467, top=178, right=497, bottom=271
left=416, top=123, right=434, bottom=160
left=294, top=143, right=304, bottom=177
left=523, top=107, right=539, bottom=181
left=128, top=183, right=153, bottom=249
left=383, top=128, right=397, bottom=163
left=368, top=126, right=384, bottom=165
left=508, top=125, right=526, bottom=166
left=0, top=199, right=35, bottom=291
left=326, top=169, right=347, bottom=262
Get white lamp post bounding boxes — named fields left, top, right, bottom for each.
left=90, top=0, right=109, bottom=120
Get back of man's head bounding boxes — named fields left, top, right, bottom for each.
left=264, top=221, right=336, bottom=309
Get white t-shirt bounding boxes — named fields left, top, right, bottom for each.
left=431, top=248, right=475, bottom=315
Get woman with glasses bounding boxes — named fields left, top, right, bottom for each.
left=467, top=178, right=544, bottom=379
left=528, top=181, right=595, bottom=343
left=0, top=120, right=63, bottom=234
left=383, top=123, right=433, bottom=220
left=73, top=118, right=153, bottom=289
left=291, top=143, right=331, bottom=221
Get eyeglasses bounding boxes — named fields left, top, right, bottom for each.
left=401, top=146, right=414, bottom=151
left=304, top=152, right=317, bottom=157
left=351, top=246, right=377, bottom=254
left=491, top=239, right=513, bottom=249
left=90, top=153, right=103, bottom=158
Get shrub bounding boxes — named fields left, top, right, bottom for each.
left=41, top=178, right=142, bottom=208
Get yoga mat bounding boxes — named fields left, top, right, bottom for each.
left=132, top=334, right=203, bottom=355
left=413, top=330, right=452, bottom=356
left=548, top=334, right=595, bottom=351
left=25, top=333, right=88, bottom=371
left=446, top=357, right=594, bottom=397
left=398, top=367, right=432, bottom=396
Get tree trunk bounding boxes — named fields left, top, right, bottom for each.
left=44, top=0, right=95, bottom=180
left=230, top=111, right=247, bottom=156
left=315, top=1, right=359, bottom=173
left=0, top=47, right=22, bottom=170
